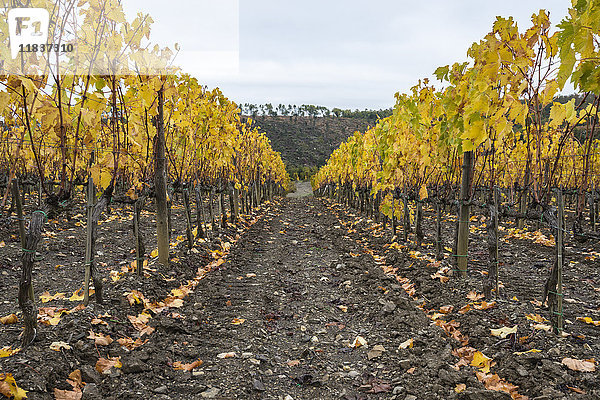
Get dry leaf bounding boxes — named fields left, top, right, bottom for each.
left=406, top=367, right=416, bottom=374
left=439, top=305, right=454, bottom=314
left=471, top=351, right=493, bottom=374
left=287, top=360, right=300, bottom=367
left=0, top=347, right=21, bottom=358
left=398, top=338, right=414, bottom=349
left=173, top=359, right=203, bottom=371
left=526, top=314, right=546, bottom=323
left=338, top=305, right=348, bottom=312
left=117, top=337, right=148, bottom=350
left=467, top=291, right=484, bottom=301
left=367, top=345, right=386, bottom=360
left=473, top=301, right=496, bottom=310
left=577, top=316, right=600, bottom=326
left=454, top=383, right=466, bottom=393
left=0, top=314, right=18, bottom=325
left=50, top=341, right=72, bottom=351
left=39, top=291, right=65, bottom=303
left=490, top=326, right=518, bottom=338
left=95, top=357, right=122, bottom=374
left=69, top=288, right=85, bottom=302
left=0, top=373, right=28, bottom=400
left=562, top=358, right=596, bottom=372
left=217, top=352, right=236, bottom=359
left=231, top=318, right=246, bottom=325
left=349, top=336, right=368, bottom=348
left=87, top=330, right=113, bottom=346
left=514, top=349, right=541, bottom=355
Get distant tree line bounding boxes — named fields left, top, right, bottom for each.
left=240, top=103, right=393, bottom=120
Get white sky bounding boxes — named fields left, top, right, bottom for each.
left=122, top=0, right=571, bottom=110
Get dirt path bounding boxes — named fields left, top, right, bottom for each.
left=286, top=181, right=313, bottom=198
left=131, top=197, right=476, bottom=400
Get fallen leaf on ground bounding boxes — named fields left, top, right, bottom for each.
left=471, top=351, right=493, bottom=374
left=398, top=338, right=414, bottom=349
left=577, top=316, right=600, bottom=326
left=50, top=342, right=72, bottom=351
left=467, top=291, right=484, bottom=301
left=217, top=352, right=236, bottom=359
left=0, top=347, right=21, bottom=358
left=173, top=359, right=203, bottom=371
left=526, top=314, right=546, bottom=323
left=96, top=357, right=122, bottom=374
left=367, top=345, right=386, bottom=360
left=39, top=291, right=66, bottom=303
left=514, top=349, right=541, bottom=355
left=0, top=373, right=28, bottom=400
left=87, top=330, right=113, bottom=346
left=349, top=336, right=368, bottom=348
left=490, top=326, right=517, bottom=338
left=439, top=305, right=454, bottom=314
left=69, top=288, right=85, bottom=302
left=0, top=314, right=18, bottom=325
left=454, top=383, right=466, bottom=393
left=473, top=301, right=496, bottom=310
left=117, top=337, right=148, bottom=350
left=231, top=318, right=246, bottom=325
left=287, top=360, right=300, bottom=367
left=533, top=324, right=552, bottom=331
left=562, top=358, right=596, bottom=372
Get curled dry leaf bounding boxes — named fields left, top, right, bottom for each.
left=217, top=352, right=236, bottom=359
left=0, top=373, right=28, bottom=400
left=525, top=314, right=546, bottom=323
left=0, top=314, right=18, bottom=325
left=454, top=383, right=466, bottom=393
left=39, top=291, right=65, bottom=303
left=50, top=341, right=72, bottom=351
left=0, top=347, right=21, bottom=358
left=471, top=351, right=493, bottom=374
left=95, top=357, right=122, bottom=374
left=117, top=337, right=148, bottom=350
left=367, top=345, right=386, bottom=360
left=87, top=330, right=113, bottom=346
left=439, top=305, right=454, bottom=314
left=577, top=316, right=600, bottom=326
left=467, top=291, right=484, bottom=301
left=349, top=336, right=368, bottom=348
left=490, top=326, right=518, bottom=338
left=561, top=357, right=596, bottom=372
left=173, top=359, right=203, bottom=371
left=398, top=338, right=414, bottom=349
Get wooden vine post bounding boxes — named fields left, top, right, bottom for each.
left=155, top=84, right=170, bottom=268
left=456, top=150, right=473, bottom=277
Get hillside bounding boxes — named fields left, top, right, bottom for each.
left=243, top=115, right=377, bottom=179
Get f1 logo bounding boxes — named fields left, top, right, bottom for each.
left=8, top=8, right=49, bottom=59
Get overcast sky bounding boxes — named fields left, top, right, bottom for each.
left=122, top=0, right=571, bottom=110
